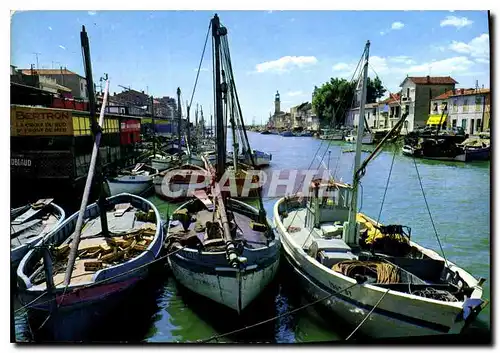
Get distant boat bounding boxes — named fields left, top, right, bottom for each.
left=11, top=199, right=66, bottom=267
left=106, top=163, right=158, bottom=196
left=280, top=131, right=294, bottom=137
left=153, top=163, right=211, bottom=201
left=260, top=130, right=271, bottom=135
left=345, top=131, right=374, bottom=144
left=240, top=149, right=272, bottom=168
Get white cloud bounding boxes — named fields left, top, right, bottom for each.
left=88, top=11, right=97, bottom=16
left=287, top=91, right=303, bottom=97
left=380, top=31, right=385, bottom=36
left=440, top=16, right=473, bottom=28
left=48, top=26, right=52, bottom=31
left=475, top=58, right=490, bottom=64
left=449, top=33, right=489, bottom=59
left=388, top=55, right=416, bottom=65
left=391, top=21, right=405, bottom=30
left=256, top=56, right=318, bottom=73
left=332, top=63, right=352, bottom=71
left=58, top=45, right=66, bottom=50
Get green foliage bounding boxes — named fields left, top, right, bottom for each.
left=312, top=76, right=387, bottom=126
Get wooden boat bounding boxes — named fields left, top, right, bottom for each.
left=320, top=129, right=344, bottom=140
left=153, top=163, right=211, bottom=201
left=273, top=41, right=486, bottom=339
left=237, top=149, right=272, bottom=168
left=150, top=153, right=182, bottom=171
left=11, top=199, right=66, bottom=267
left=166, top=14, right=281, bottom=315
left=345, top=131, right=374, bottom=144
left=106, top=163, right=158, bottom=196
left=280, top=130, right=294, bottom=137
left=16, top=193, right=164, bottom=339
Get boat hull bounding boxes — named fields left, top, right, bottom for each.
left=106, top=176, right=152, bottom=196
left=273, top=198, right=483, bottom=339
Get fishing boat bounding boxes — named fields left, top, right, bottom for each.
left=16, top=193, right=164, bottom=339
left=165, top=14, right=280, bottom=314
left=106, top=163, right=158, bottom=196
left=153, top=163, right=211, bottom=201
left=11, top=199, right=66, bottom=267
left=239, top=149, right=272, bottom=168
left=150, top=153, right=183, bottom=171
left=345, top=130, right=374, bottom=144
left=273, top=41, right=486, bottom=339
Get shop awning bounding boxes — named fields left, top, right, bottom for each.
left=427, top=115, right=447, bottom=125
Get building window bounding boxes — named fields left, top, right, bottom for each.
left=452, top=119, right=457, bottom=127
left=477, top=119, right=482, bottom=132
left=463, top=99, right=469, bottom=112
left=406, top=88, right=410, bottom=98
left=442, top=102, right=448, bottom=112
left=475, top=96, right=482, bottom=112
left=461, top=119, right=467, bottom=129
left=405, top=104, right=410, bottom=114
left=453, top=99, right=458, bottom=113
left=432, top=102, right=438, bottom=112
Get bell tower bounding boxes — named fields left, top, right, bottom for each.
left=274, top=90, right=280, bottom=115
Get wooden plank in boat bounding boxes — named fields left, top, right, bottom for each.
left=193, top=190, right=214, bottom=211
left=11, top=198, right=53, bottom=225
left=132, top=163, right=145, bottom=173
left=114, top=203, right=132, bottom=217
left=11, top=218, right=42, bottom=237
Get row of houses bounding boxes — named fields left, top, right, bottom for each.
left=347, top=76, right=490, bottom=135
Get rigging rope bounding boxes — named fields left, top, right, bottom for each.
left=188, top=21, right=212, bottom=111
left=376, top=145, right=398, bottom=224
left=405, top=126, right=449, bottom=267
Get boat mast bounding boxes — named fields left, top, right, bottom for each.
left=64, top=26, right=110, bottom=286
left=201, top=106, right=205, bottom=139
left=151, top=95, right=156, bottom=157
left=345, top=40, right=370, bottom=245
left=176, top=87, right=182, bottom=155
left=227, top=73, right=239, bottom=172
left=186, top=100, right=191, bottom=156
left=213, top=14, right=225, bottom=180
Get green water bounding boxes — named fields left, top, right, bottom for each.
left=14, top=132, right=490, bottom=342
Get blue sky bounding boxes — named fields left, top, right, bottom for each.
left=11, top=10, right=490, bottom=124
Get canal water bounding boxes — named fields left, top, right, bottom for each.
left=13, top=131, right=491, bottom=342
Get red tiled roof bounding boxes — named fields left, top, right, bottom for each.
left=379, top=92, right=400, bottom=105
left=433, top=88, right=490, bottom=100
left=402, top=76, right=458, bottom=86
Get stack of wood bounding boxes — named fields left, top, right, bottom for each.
left=52, top=224, right=157, bottom=272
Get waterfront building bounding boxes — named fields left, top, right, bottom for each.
left=20, top=67, right=88, bottom=100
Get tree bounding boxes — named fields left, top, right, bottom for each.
left=312, top=78, right=356, bottom=127
left=312, top=75, right=386, bottom=127
left=366, top=76, right=386, bottom=103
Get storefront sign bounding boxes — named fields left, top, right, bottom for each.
left=11, top=106, right=74, bottom=136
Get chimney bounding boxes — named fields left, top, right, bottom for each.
left=426, top=75, right=430, bottom=83
left=141, top=90, right=145, bottom=94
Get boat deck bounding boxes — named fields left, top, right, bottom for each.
left=11, top=213, right=59, bottom=249
left=169, top=208, right=269, bottom=250
left=31, top=205, right=155, bottom=289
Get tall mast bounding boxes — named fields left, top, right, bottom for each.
left=201, top=105, right=205, bottom=139
left=176, top=87, right=182, bottom=154
left=151, top=96, right=156, bottom=157
left=213, top=14, right=225, bottom=180
left=186, top=100, right=191, bottom=153
left=346, top=40, right=370, bottom=245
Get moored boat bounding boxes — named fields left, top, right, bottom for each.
left=11, top=199, right=66, bottom=268
left=106, top=163, right=158, bottom=196
left=16, top=193, right=164, bottom=340
left=153, top=163, right=211, bottom=201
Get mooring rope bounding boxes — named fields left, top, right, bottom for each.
left=197, top=281, right=360, bottom=343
